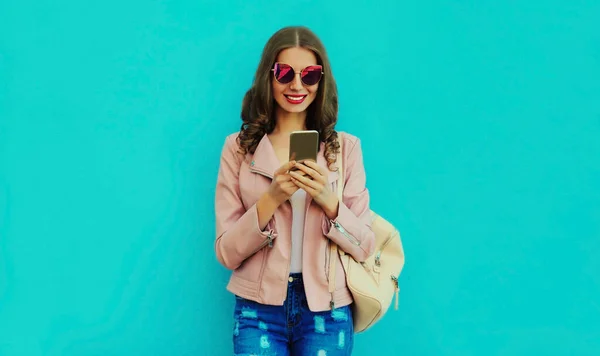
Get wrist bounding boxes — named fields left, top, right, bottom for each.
left=323, top=195, right=339, bottom=220
left=261, top=192, right=281, bottom=210
left=257, top=193, right=279, bottom=230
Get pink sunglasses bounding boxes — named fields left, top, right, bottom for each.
left=272, top=62, right=323, bottom=86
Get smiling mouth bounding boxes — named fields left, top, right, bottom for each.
left=284, top=95, right=307, bottom=104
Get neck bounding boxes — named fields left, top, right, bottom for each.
left=272, top=107, right=308, bottom=135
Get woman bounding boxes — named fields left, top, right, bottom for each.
left=214, top=26, right=375, bottom=355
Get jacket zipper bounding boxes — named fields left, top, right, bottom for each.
left=250, top=165, right=289, bottom=305
left=250, top=230, right=274, bottom=255
left=331, top=220, right=361, bottom=246
left=324, top=239, right=330, bottom=278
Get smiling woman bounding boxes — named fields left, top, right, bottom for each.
left=272, top=60, right=324, bottom=106
left=272, top=48, right=320, bottom=113
left=213, top=26, right=376, bottom=355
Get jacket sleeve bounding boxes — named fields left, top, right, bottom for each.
left=322, top=136, right=375, bottom=262
left=214, top=135, right=277, bottom=270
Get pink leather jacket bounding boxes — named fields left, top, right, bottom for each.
left=214, top=131, right=375, bottom=312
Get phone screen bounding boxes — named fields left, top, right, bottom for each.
left=289, top=130, right=319, bottom=164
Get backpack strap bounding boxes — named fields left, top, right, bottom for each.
left=328, top=132, right=344, bottom=309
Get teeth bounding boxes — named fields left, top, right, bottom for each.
left=286, top=95, right=304, bottom=100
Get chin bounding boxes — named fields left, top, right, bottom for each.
left=284, top=104, right=309, bottom=113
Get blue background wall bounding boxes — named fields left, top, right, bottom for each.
left=1, top=0, right=599, bottom=355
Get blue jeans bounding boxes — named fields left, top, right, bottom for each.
left=232, top=273, right=354, bottom=355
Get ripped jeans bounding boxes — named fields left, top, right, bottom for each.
left=232, top=273, right=354, bottom=355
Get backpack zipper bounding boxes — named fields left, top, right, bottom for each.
left=374, top=231, right=397, bottom=267
left=391, top=275, right=399, bottom=310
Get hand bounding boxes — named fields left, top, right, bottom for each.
left=289, top=160, right=339, bottom=219
left=265, top=160, right=300, bottom=206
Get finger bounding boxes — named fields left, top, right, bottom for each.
left=290, top=170, right=321, bottom=190
left=278, top=172, right=308, bottom=187
left=290, top=175, right=317, bottom=195
left=294, top=162, right=324, bottom=183
left=281, top=180, right=297, bottom=188
left=274, top=160, right=296, bottom=176
left=277, top=175, right=293, bottom=184
left=292, top=170, right=308, bottom=177
left=302, top=160, right=326, bottom=175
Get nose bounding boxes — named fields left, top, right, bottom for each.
left=289, top=72, right=303, bottom=90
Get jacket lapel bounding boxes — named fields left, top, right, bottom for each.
left=249, top=134, right=280, bottom=179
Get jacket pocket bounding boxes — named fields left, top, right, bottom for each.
left=234, top=246, right=268, bottom=284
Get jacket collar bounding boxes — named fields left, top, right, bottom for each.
left=250, top=134, right=338, bottom=184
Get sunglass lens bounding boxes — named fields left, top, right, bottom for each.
left=301, top=66, right=322, bottom=85
left=274, top=63, right=294, bottom=84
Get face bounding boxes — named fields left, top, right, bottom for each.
left=271, top=47, right=322, bottom=115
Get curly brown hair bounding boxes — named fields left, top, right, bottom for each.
left=237, top=26, right=340, bottom=171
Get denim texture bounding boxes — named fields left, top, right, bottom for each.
left=232, top=273, right=354, bottom=355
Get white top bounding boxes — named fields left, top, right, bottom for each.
left=289, top=189, right=307, bottom=273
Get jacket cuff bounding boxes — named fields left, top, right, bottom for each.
left=250, top=203, right=278, bottom=238
left=233, top=203, right=278, bottom=252
left=322, top=201, right=371, bottom=254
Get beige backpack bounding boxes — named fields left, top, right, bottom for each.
left=327, top=133, right=406, bottom=333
